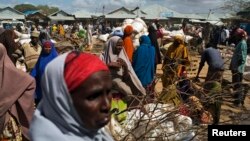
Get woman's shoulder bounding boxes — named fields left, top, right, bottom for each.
left=30, top=110, right=67, bottom=141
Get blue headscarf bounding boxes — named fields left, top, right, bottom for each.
left=31, top=40, right=58, bottom=102
left=111, top=29, right=124, bottom=38
left=132, top=35, right=155, bottom=87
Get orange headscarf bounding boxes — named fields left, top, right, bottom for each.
left=123, top=25, right=134, bottom=62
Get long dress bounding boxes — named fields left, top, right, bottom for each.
left=30, top=41, right=58, bottom=104
left=160, top=36, right=190, bottom=106
left=132, top=35, right=155, bottom=88
left=148, top=25, right=162, bottom=65
left=100, top=36, right=146, bottom=109
left=123, top=25, right=134, bottom=62
left=162, top=36, right=190, bottom=88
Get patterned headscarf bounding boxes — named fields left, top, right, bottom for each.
left=64, top=52, right=109, bottom=92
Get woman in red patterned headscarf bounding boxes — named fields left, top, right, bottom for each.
left=30, top=51, right=114, bottom=141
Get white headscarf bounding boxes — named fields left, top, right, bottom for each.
left=29, top=52, right=114, bottom=141
left=100, top=36, right=146, bottom=95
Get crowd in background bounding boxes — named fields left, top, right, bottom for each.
left=0, top=17, right=249, bottom=140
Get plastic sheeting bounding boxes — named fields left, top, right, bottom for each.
left=108, top=103, right=195, bottom=141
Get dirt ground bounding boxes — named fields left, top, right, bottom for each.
left=154, top=48, right=250, bottom=125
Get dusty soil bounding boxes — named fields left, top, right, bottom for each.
left=155, top=47, right=250, bottom=125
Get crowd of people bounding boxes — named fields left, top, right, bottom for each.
left=0, top=17, right=249, bottom=140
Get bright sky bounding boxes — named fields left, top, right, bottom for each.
left=0, top=0, right=227, bottom=14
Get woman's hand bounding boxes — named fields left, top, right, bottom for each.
left=117, top=58, right=130, bottom=80
left=108, top=62, right=122, bottom=68
left=117, top=58, right=127, bottom=69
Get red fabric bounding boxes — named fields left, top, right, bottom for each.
left=179, top=104, right=190, bottom=116
left=64, top=52, right=109, bottom=92
left=43, top=41, right=51, bottom=48
left=157, top=29, right=163, bottom=38
left=235, top=28, right=246, bottom=37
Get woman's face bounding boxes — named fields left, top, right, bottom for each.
left=71, top=71, right=112, bottom=130
left=43, top=43, right=52, bottom=54
left=114, top=39, right=123, bottom=55
left=31, top=37, right=39, bottom=46
left=173, top=40, right=180, bottom=47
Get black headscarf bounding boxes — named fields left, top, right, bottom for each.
left=148, top=25, right=162, bottom=65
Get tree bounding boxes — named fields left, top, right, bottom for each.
left=37, top=5, right=59, bottom=16
left=222, top=0, right=250, bottom=12
left=14, top=4, right=38, bottom=13
left=221, top=0, right=250, bottom=19
left=14, top=4, right=59, bottom=15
